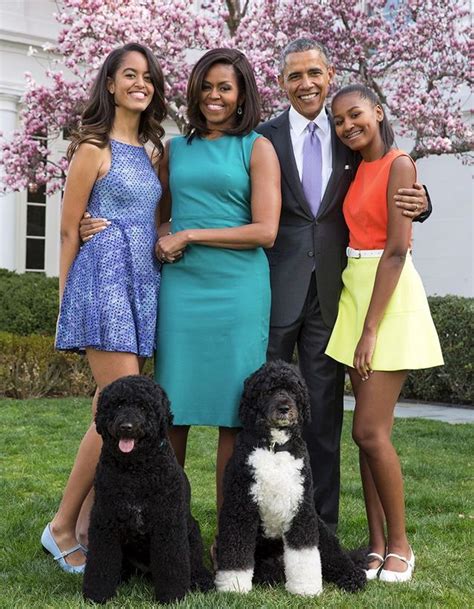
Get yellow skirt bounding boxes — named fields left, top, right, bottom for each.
left=325, top=255, right=444, bottom=371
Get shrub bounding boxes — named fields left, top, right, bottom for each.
left=0, top=268, right=471, bottom=404
left=0, top=268, right=59, bottom=335
left=0, top=331, right=155, bottom=399
left=401, top=296, right=473, bottom=405
left=0, top=332, right=95, bottom=398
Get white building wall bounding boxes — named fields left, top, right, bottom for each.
left=393, top=132, right=473, bottom=297
left=0, top=1, right=472, bottom=295
left=414, top=154, right=473, bottom=297
left=0, top=91, right=19, bottom=271
left=0, top=0, right=62, bottom=275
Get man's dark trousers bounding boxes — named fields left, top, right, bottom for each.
left=257, top=109, right=356, bottom=530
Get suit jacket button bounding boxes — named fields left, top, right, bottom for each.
left=307, top=250, right=314, bottom=257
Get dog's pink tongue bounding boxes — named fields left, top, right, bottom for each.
left=119, top=438, right=135, bottom=453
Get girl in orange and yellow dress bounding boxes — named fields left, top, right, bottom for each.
left=326, top=84, right=443, bottom=583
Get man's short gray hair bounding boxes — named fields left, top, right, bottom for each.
left=279, top=38, right=331, bottom=73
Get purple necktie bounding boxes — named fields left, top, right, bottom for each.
left=302, top=122, right=322, bottom=216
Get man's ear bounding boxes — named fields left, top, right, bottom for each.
left=327, top=65, right=336, bottom=85
left=277, top=73, right=285, bottom=92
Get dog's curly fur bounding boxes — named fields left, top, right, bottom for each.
left=215, top=361, right=367, bottom=596
left=82, top=375, right=213, bottom=604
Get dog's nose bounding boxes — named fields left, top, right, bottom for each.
left=119, top=422, right=133, bottom=433
left=278, top=405, right=289, bottom=414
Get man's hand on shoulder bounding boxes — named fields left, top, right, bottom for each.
left=79, top=212, right=110, bottom=243
left=394, top=182, right=430, bottom=220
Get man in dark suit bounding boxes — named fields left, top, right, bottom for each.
left=256, top=38, right=429, bottom=531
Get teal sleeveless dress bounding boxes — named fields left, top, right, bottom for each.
left=155, top=132, right=270, bottom=427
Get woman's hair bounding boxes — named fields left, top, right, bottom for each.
left=332, top=84, right=395, bottom=153
left=186, top=48, right=261, bottom=141
left=67, top=43, right=166, bottom=162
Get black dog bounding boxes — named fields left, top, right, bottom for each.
left=82, top=375, right=213, bottom=604
left=215, top=361, right=367, bottom=596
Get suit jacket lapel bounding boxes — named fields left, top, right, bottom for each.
left=271, top=110, right=313, bottom=218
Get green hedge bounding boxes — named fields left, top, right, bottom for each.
left=0, top=332, right=95, bottom=398
left=0, top=270, right=471, bottom=404
left=0, top=269, right=59, bottom=335
left=401, top=296, right=473, bottom=405
left=0, top=332, right=155, bottom=399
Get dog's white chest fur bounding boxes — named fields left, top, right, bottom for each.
left=248, top=431, right=304, bottom=539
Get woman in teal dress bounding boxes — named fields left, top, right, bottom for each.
left=154, top=49, right=281, bottom=530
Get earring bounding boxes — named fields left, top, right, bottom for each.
left=237, top=106, right=243, bottom=116
left=109, top=90, right=118, bottom=107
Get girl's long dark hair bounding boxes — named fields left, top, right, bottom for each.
left=186, top=48, right=261, bottom=142
left=332, top=84, right=395, bottom=153
left=67, top=43, right=166, bottom=163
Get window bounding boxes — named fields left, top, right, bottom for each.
left=25, top=183, right=46, bottom=272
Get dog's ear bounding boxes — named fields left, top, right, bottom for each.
left=154, top=384, right=174, bottom=434
left=239, top=362, right=271, bottom=427
left=295, top=376, right=311, bottom=425
left=94, top=388, right=107, bottom=437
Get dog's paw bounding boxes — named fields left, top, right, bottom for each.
left=154, top=590, right=187, bottom=604
left=192, top=569, right=215, bottom=593
left=82, top=592, right=113, bottom=605
left=285, top=580, right=323, bottom=596
left=335, top=569, right=367, bottom=593
left=215, top=569, right=253, bottom=593
left=283, top=545, right=323, bottom=596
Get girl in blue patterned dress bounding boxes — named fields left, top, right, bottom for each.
left=41, top=44, right=165, bottom=573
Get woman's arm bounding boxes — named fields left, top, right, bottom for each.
left=155, top=137, right=281, bottom=259
left=354, top=155, right=415, bottom=379
left=153, top=141, right=182, bottom=262
left=155, top=140, right=172, bottom=236
left=59, top=144, right=106, bottom=300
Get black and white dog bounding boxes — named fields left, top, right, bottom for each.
left=82, top=375, right=213, bottom=604
left=215, top=361, right=367, bottom=596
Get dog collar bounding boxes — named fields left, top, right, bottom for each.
left=269, top=429, right=291, bottom=452
left=270, top=440, right=291, bottom=453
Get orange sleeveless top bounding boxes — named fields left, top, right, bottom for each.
left=343, top=149, right=416, bottom=250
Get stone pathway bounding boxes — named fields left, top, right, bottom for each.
left=344, top=396, right=473, bottom=424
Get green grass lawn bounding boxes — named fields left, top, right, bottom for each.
left=1, top=398, right=472, bottom=608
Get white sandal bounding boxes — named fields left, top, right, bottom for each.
left=364, top=551, right=385, bottom=580
left=379, top=548, right=415, bottom=582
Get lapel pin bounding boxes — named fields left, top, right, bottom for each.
left=344, top=165, right=351, bottom=170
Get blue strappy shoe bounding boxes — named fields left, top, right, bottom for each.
left=41, top=524, right=86, bottom=574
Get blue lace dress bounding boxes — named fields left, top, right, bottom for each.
left=56, top=139, right=162, bottom=357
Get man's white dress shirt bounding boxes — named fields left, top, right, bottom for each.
left=288, top=105, right=333, bottom=198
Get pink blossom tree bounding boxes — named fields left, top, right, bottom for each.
left=1, top=0, right=471, bottom=193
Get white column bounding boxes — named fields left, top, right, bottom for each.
left=0, top=90, right=20, bottom=271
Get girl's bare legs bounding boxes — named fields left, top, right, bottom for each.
left=48, top=350, right=142, bottom=567
left=74, top=388, right=100, bottom=548
left=351, top=369, right=410, bottom=573
left=350, top=371, right=387, bottom=570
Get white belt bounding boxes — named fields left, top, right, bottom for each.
left=346, top=247, right=384, bottom=258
